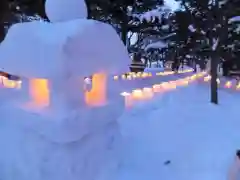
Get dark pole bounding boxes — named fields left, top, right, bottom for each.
left=210, top=0, right=218, bottom=104
left=210, top=51, right=218, bottom=104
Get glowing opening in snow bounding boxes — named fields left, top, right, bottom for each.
left=0, top=76, right=21, bottom=89
left=132, top=89, right=143, bottom=99
left=152, top=84, right=162, bottom=93
left=85, top=73, right=107, bottom=107
left=29, top=78, right=50, bottom=107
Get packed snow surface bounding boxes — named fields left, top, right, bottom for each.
left=115, top=83, right=240, bottom=180
left=0, top=0, right=239, bottom=178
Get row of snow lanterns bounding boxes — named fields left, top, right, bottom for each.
left=113, top=69, right=194, bottom=80
left=0, top=68, right=194, bottom=109
left=203, top=75, right=240, bottom=90
left=0, top=69, right=194, bottom=89
left=121, top=72, right=206, bottom=108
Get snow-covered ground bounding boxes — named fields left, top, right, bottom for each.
left=114, top=82, right=240, bottom=180
left=0, top=0, right=239, bottom=178
left=0, top=72, right=240, bottom=180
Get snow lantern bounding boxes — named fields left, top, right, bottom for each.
left=0, top=19, right=130, bottom=110
left=45, top=0, right=88, bottom=22
left=0, top=1, right=126, bottom=178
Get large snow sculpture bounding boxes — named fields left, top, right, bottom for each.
left=0, top=0, right=130, bottom=179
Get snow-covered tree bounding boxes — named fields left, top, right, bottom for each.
left=173, top=0, right=240, bottom=104
left=0, top=0, right=47, bottom=41
left=0, top=0, right=173, bottom=46
left=88, top=0, right=172, bottom=44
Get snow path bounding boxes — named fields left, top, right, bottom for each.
left=116, top=83, right=240, bottom=180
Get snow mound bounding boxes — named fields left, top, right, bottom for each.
left=0, top=101, right=121, bottom=180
